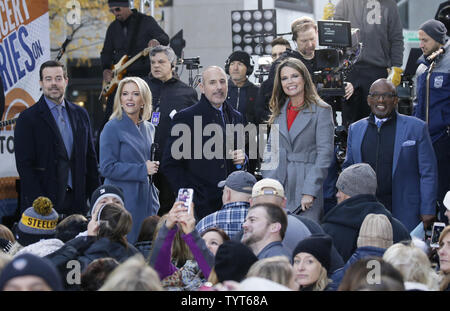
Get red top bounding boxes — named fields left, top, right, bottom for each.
left=287, top=100, right=302, bottom=131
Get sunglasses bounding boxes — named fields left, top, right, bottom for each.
left=110, top=7, right=122, bottom=13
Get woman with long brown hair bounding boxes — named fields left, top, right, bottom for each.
left=262, top=57, right=334, bottom=221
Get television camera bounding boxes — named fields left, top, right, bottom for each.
left=313, top=20, right=363, bottom=97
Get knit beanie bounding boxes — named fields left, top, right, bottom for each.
left=90, top=184, right=125, bottom=213
left=108, top=0, right=130, bottom=7
left=419, top=19, right=448, bottom=45
left=293, top=234, right=332, bottom=272
left=16, top=197, right=59, bottom=247
left=357, top=214, right=393, bottom=249
left=336, top=163, right=377, bottom=197
left=227, top=51, right=252, bottom=70
left=214, top=240, right=258, bottom=283
left=0, top=253, right=63, bottom=291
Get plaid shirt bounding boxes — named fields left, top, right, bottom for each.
left=195, top=201, right=250, bottom=239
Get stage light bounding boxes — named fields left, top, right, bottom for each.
left=254, top=22, right=263, bottom=32
left=232, top=23, right=242, bottom=32
left=243, top=22, right=252, bottom=32
left=230, top=9, right=277, bottom=56
left=253, top=11, right=262, bottom=20
left=232, top=11, right=241, bottom=21
left=242, top=11, right=252, bottom=21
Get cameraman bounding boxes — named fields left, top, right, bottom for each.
left=266, top=17, right=354, bottom=125
left=333, top=0, right=404, bottom=127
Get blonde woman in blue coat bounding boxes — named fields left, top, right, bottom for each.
left=262, top=58, right=334, bottom=222
left=100, top=77, right=160, bottom=243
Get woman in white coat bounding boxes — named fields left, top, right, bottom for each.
left=262, top=58, right=334, bottom=222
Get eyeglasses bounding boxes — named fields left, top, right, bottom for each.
left=368, top=93, right=397, bottom=100
left=110, top=7, right=121, bottom=13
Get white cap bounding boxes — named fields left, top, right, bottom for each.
left=444, top=191, right=450, bottom=211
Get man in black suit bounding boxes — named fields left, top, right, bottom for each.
left=162, top=66, right=246, bottom=221
left=14, top=61, right=100, bottom=218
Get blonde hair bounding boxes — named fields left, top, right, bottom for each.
left=291, top=16, right=317, bottom=40
left=99, top=254, right=163, bottom=291
left=312, top=266, right=331, bottom=291
left=383, top=243, right=440, bottom=290
left=438, top=226, right=450, bottom=290
left=246, top=256, right=294, bottom=288
left=267, top=57, right=325, bottom=124
left=0, top=224, right=15, bottom=242
left=110, top=76, right=152, bottom=121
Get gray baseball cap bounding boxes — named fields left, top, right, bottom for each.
left=218, top=171, right=257, bottom=194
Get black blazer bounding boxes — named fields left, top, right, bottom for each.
left=161, top=95, right=246, bottom=220
left=14, top=95, right=100, bottom=215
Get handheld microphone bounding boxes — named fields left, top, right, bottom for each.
left=149, top=143, right=159, bottom=183
left=150, top=143, right=158, bottom=162
left=427, top=47, right=445, bottom=62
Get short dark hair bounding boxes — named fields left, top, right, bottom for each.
left=200, top=227, right=231, bottom=242
left=80, top=257, right=119, bottom=291
left=271, top=37, right=291, bottom=49
left=136, top=215, right=160, bottom=242
left=249, top=203, right=288, bottom=239
left=55, top=214, right=88, bottom=243
left=39, top=60, right=67, bottom=81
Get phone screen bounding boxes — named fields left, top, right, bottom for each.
left=177, top=188, right=194, bottom=214
left=431, top=223, right=445, bottom=247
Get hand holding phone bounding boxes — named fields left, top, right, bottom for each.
left=177, top=188, right=194, bottom=214
left=430, top=222, right=445, bottom=248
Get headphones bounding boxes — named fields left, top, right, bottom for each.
left=224, top=51, right=255, bottom=76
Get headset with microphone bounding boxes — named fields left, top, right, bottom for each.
left=224, top=51, right=255, bottom=76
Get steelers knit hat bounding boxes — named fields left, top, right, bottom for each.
left=16, top=197, right=59, bottom=247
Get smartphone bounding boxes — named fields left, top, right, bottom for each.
left=430, top=222, right=446, bottom=248
left=177, top=188, right=194, bottom=214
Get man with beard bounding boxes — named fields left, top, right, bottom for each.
left=413, top=19, right=450, bottom=225
left=14, top=61, right=100, bottom=217
left=343, top=79, right=438, bottom=232
left=241, top=202, right=290, bottom=259
left=162, top=66, right=246, bottom=221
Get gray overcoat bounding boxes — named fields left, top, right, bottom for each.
left=262, top=99, right=334, bottom=221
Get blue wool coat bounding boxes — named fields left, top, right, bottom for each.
left=100, top=113, right=160, bottom=243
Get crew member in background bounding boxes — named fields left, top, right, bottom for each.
left=225, top=51, right=259, bottom=174
left=413, top=19, right=450, bottom=225
left=143, top=45, right=198, bottom=216
left=225, top=51, right=259, bottom=124
left=101, top=0, right=169, bottom=123
left=333, top=0, right=404, bottom=127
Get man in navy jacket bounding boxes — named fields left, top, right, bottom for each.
left=14, top=61, right=100, bottom=217
left=162, top=66, right=246, bottom=221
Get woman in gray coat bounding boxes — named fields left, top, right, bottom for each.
left=262, top=58, right=334, bottom=221
left=100, top=77, right=160, bottom=243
